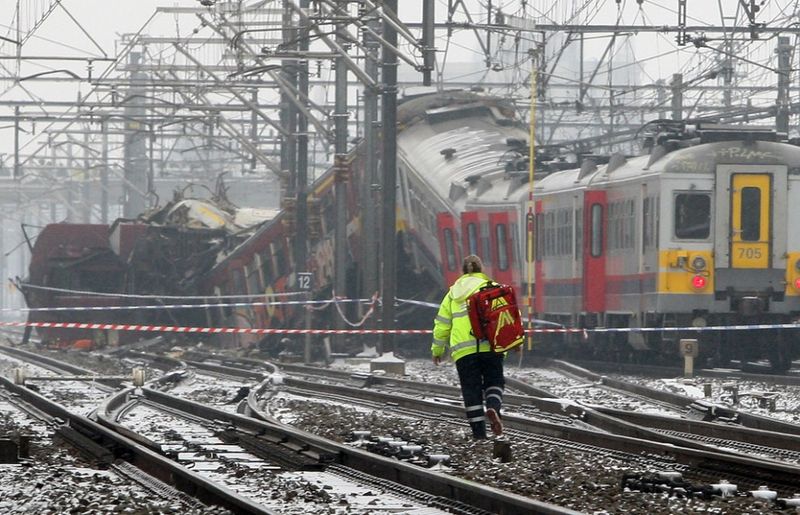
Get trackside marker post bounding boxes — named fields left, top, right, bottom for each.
left=680, top=338, right=699, bottom=378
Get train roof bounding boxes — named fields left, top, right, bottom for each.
left=526, top=137, right=800, bottom=198
left=648, top=139, right=800, bottom=174
left=397, top=92, right=529, bottom=209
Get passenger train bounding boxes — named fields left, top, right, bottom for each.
left=528, top=124, right=800, bottom=368
left=19, top=91, right=800, bottom=368
left=395, top=100, right=800, bottom=369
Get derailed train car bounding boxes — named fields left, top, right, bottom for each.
left=20, top=91, right=509, bottom=351
left=18, top=193, right=278, bottom=348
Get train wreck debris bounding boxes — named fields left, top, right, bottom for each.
left=18, top=186, right=277, bottom=350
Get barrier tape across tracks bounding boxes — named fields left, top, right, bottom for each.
left=2, top=320, right=799, bottom=336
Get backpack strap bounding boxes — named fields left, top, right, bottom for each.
left=475, top=280, right=495, bottom=352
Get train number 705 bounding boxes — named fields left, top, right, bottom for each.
left=737, top=247, right=762, bottom=259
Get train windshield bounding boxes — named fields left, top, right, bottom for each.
left=674, top=193, right=710, bottom=239
left=740, top=187, right=761, bottom=242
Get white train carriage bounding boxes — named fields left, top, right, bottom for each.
left=533, top=125, right=800, bottom=366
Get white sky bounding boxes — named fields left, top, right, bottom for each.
left=0, top=0, right=797, bottom=156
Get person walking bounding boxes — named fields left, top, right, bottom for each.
left=431, top=254, right=504, bottom=440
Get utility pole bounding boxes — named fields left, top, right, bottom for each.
left=422, top=0, right=435, bottom=86
left=82, top=130, right=91, bottom=223
left=250, top=88, right=258, bottom=173
left=656, top=79, right=666, bottom=119
left=723, top=36, right=734, bottom=109
left=295, top=0, right=309, bottom=271
left=361, top=10, right=380, bottom=328
left=297, top=0, right=311, bottom=363
left=66, top=143, right=74, bottom=221
left=123, top=51, right=148, bottom=218
left=333, top=0, right=350, bottom=349
left=380, top=0, right=399, bottom=355
left=13, top=105, right=20, bottom=180
left=101, top=119, right=109, bottom=224
left=281, top=0, right=297, bottom=206
left=671, top=73, right=683, bottom=121
left=776, top=36, right=791, bottom=136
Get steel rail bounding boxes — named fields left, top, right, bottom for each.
left=565, top=359, right=800, bottom=387
left=0, top=375, right=277, bottom=515
left=98, top=377, right=577, bottom=515
left=549, top=360, right=800, bottom=436
left=190, top=358, right=800, bottom=462
left=265, top=368, right=800, bottom=492
left=0, top=344, right=123, bottom=388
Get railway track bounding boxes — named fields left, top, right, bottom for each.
left=98, top=370, right=574, bottom=515
left=139, top=350, right=800, bottom=509
left=18, top=348, right=571, bottom=514
left=568, top=359, right=800, bottom=386
left=544, top=360, right=800, bottom=432
left=9, top=343, right=800, bottom=512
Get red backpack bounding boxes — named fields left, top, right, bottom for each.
left=466, top=282, right=525, bottom=353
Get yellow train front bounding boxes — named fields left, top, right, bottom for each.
left=533, top=123, right=800, bottom=370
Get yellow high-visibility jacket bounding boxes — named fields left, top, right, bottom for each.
left=431, top=272, right=492, bottom=362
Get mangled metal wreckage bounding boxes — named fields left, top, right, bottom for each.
left=19, top=194, right=277, bottom=348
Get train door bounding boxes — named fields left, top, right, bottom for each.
left=730, top=174, right=771, bottom=269
left=489, top=212, right=513, bottom=285
left=583, top=191, right=607, bottom=314
left=715, top=164, right=786, bottom=271
left=534, top=200, right=544, bottom=312
left=437, top=212, right=460, bottom=286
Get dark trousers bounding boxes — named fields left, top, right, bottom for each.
left=455, top=351, right=505, bottom=438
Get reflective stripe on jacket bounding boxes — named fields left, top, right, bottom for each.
left=431, top=272, right=492, bottom=362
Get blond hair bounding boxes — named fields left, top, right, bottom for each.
left=462, top=254, right=483, bottom=274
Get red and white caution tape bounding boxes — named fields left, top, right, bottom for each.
left=2, top=320, right=798, bottom=336
left=0, top=320, right=431, bottom=335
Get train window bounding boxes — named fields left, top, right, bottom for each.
left=273, top=241, right=288, bottom=276
left=567, top=209, right=574, bottom=255
left=624, top=200, right=635, bottom=249
left=260, top=250, right=273, bottom=285
left=481, top=221, right=492, bottom=265
left=740, top=187, right=761, bottom=242
left=79, top=270, right=121, bottom=293
left=557, top=209, right=569, bottom=256
left=674, top=193, right=710, bottom=239
left=614, top=203, right=621, bottom=249
left=443, top=228, right=457, bottom=271
left=590, top=203, right=603, bottom=257
left=467, top=223, right=478, bottom=255
left=233, top=268, right=246, bottom=297
left=496, top=224, right=509, bottom=270
left=534, top=213, right=543, bottom=261
left=247, top=264, right=261, bottom=296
